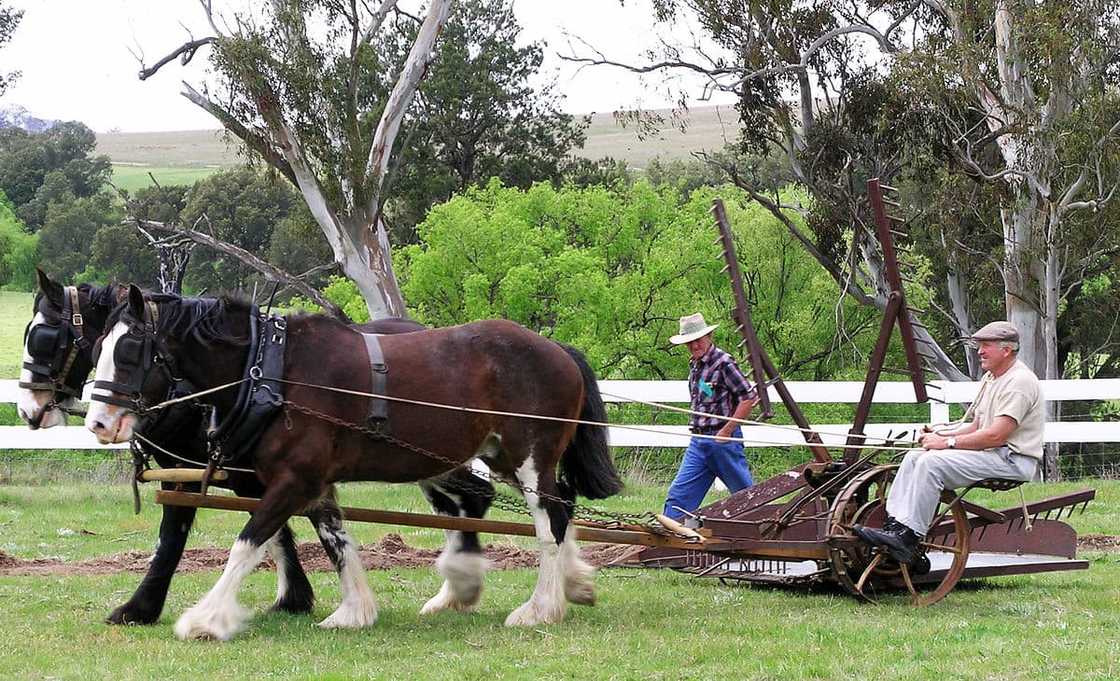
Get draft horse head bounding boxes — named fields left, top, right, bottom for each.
left=18, top=269, right=122, bottom=429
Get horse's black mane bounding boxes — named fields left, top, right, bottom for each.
left=32, top=282, right=121, bottom=323
left=84, top=282, right=121, bottom=309
left=107, top=293, right=252, bottom=347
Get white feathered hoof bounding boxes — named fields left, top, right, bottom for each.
left=174, top=600, right=249, bottom=641
left=421, top=552, right=487, bottom=615
left=420, top=581, right=480, bottom=615
left=317, top=598, right=377, bottom=629
left=564, top=555, right=597, bottom=606
left=504, top=598, right=567, bottom=627
left=564, top=575, right=596, bottom=606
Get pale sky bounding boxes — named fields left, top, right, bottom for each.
left=2, top=0, right=737, bottom=133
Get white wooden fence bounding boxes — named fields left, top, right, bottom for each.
left=4, top=378, right=1120, bottom=451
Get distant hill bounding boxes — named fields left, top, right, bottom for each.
left=0, top=104, right=58, bottom=133
left=96, top=104, right=741, bottom=171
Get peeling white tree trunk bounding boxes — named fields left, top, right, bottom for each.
left=1000, top=199, right=1043, bottom=374
left=284, top=0, right=448, bottom=320
left=942, top=232, right=979, bottom=377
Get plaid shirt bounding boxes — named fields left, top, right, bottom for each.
left=688, top=344, right=756, bottom=433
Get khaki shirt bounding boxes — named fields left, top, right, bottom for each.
left=972, top=360, right=1045, bottom=460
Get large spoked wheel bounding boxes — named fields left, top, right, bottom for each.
left=826, top=464, right=971, bottom=606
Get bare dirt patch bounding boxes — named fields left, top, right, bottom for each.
left=1078, top=534, right=1120, bottom=552
left=0, top=534, right=634, bottom=577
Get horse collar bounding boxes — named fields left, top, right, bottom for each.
left=206, top=309, right=287, bottom=465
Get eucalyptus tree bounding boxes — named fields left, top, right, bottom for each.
left=900, top=0, right=1120, bottom=381
left=565, top=0, right=1120, bottom=388
left=562, top=0, right=970, bottom=379
left=139, top=0, right=453, bottom=318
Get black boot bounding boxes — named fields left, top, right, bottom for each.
left=852, top=518, right=921, bottom=565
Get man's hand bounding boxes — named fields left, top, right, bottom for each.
left=918, top=432, right=950, bottom=450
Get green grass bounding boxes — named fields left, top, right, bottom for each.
left=110, top=165, right=220, bottom=193
left=0, top=480, right=1117, bottom=680
left=0, top=291, right=32, bottom=379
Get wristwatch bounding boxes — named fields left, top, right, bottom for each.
left=947, top=436, right=957, bottom=449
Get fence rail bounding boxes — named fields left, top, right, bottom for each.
left=4, top=378, right=1120, bottom=451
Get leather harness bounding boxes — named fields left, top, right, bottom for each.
left=206, top=308, right=287, bottom=465
left=95, top=302, right=394, bottom=494
left=360, top=332, right=390, bottom=426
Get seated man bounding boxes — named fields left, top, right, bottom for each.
left=854, top=321, right=1044, bottom=563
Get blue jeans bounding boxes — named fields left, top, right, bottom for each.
left=662, top=429, right=753, bottom=519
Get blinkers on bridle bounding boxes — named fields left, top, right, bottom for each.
left=92, top=300, right=183, bottom=413
left=19, top=286, right=90, bottom=424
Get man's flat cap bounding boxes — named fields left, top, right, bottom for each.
left=970, top=320, right=1019, bottom=342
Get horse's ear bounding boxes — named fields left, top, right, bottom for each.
left=36, top=268, right=63, bottom=306
left=127, top=284, right=145, bottom=319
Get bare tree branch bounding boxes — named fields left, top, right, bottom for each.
left=132, top=218, right=352, bottom=324
left=701, top=153, right=877, bottom=307
left=137, top=36, right=217, bottom=81
left=178, top=81, right=298, bottom=187
left=1058, top=116, right=1120, bottom=216
left=361, top=0, right=398, bottom=43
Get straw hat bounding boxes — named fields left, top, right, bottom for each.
left=669, top=312, right=718, bottom=345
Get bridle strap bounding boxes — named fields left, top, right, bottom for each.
left=54, top=286, right=85, bottom=387
left=20, top=285, right=87, bottom=401
left=146, top=301, right=159, bottom=331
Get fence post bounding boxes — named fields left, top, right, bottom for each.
left=929, top=381, right=950, bottom=424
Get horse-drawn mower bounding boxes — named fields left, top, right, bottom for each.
left=141, top=179, right=1094, bottom=608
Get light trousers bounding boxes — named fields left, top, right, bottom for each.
left=886, top=447, right=1038, bottom=536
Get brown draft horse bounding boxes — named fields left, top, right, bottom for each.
left=86, top=286, right=622, bottom=640
left=19, top=270, right=429, bottom=626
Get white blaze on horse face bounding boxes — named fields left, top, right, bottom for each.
left=85, top=320, right=135, bottom=444
left=17, top=313, right=67, bottom=429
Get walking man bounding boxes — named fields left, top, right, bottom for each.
left=662, top=313, right=758, bottom=520
left=854, top=321, right=1044, bottom=563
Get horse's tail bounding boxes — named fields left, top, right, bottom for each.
left=556, top=344, right=623, bottom=500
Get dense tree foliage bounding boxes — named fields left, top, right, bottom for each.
left=388, top=180, right=876, bottom=379
left=0, top=188, right=36, bottom=289
left=267, top=202, right=336, bottom=291
left=127, top=184, right=190, bottom=224
left=177, top=168, right=299, bottom=294
left=36, top=192, right=120, bottom=282
left=382, top=0, right=588, bottom=238
left=0, top=122, right=112, bottom=231
left=86, top=223, right=159, bottom=286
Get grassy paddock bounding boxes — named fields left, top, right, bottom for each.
left=94, top=106, right=737, bottom=173
left=0, top=291, right=32, bottom=378
left=0, top=480, right=1117, bottom=680
left=110, top=165, right=219, bottom=193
